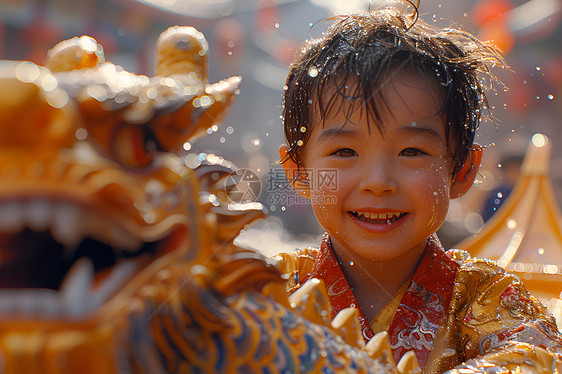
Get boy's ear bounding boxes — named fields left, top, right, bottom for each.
left=279, top=144, right=311, bottom=198
left=450, top=145, right=483, bottom=199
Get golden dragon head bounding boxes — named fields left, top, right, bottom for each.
left=0, top=26, right=263, bottom=372
left=0, top=27, right=419, bottom=373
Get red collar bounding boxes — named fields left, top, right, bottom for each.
left=303, top=234, right=459, bottom=367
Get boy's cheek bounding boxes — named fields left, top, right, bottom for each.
left=413, top=164, right=453, bottom=191
left=310, top=203, right=335, bottom=227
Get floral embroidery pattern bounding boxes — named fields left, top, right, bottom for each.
left=298, top=234, right=459, bottom=367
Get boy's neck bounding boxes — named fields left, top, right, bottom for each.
left=330, top=237, right=428, bottom=323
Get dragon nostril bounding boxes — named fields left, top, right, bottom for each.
left=176, top=39, right=191, bottom=50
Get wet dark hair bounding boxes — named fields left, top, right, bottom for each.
left=282, top=2, right=505, bottom=176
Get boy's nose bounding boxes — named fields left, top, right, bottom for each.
left=358, top=165, right=398, bottom=195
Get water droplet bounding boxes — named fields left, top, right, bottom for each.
left=497, top=192, right=503, bottom=198
left=15, top=61, right=40, bottom=83
left=536, top=96, right=540, bottom=100
left=75, top=128, right=88, bottom=141
left=274, top=23, right=280, bottom=29
left=308, top=66, right=319, bottom=77
left=349, top=261, right=354, bottom=266
left=538, top=248, right=545, bottom=255
left=208, top=194, right=219, bottom=206
left=143, top=212, right=156, bottom=224
left=281, top=206, right=286, bottom=211
left=219, top=136, right=226, bottom=143
left=297, top=140, right=303, bottom=146
left=532, top=133, right=547, bottom=147
left=146, top=87, right=157, bottom=99
left=463, top=12, right=468, bottom=17
left=506, top=219, right=517, bottom=230
left=227, top=40, right=235, bottom=48
left=300, top=126, right=307, bottom=132
left=548, top=94, right=554, bottom=100
left=227, top=51, right=233, bottom=56
left=211, top=125, right=219, bottom=132
left=536, top=66, right=541, bottom=71
left=42, top=75, right=58, bottom=92
left=183, top=142, right=192, bottom=151
left=497, top=163, right=502, bottom=168
left=226, top=126, right=234, bottom=134
left=438, top=3, right=442, bottom=7
left=185, top=153, right=201, bottom=169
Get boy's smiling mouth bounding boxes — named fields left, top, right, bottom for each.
left=349, top=211, right=407, bottom=224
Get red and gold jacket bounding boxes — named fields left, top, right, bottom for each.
left=273, top=234, right=562, bottom=373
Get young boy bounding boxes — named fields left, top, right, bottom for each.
left=273, top=2, right=562, bottom=372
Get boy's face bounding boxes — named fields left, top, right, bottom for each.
left=289, top=71, right=476, bottom=262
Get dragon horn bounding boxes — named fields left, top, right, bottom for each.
left=154, top=26, right=208, bottom=80
left=288, top=278, right=333, bottom=329
left=397, top=351, right=422, bottom=374
left=45, top=35, right=104, bottom=72
left=331, top=308, right=365, bottom=349
left=365, top=331, right=399, bottom=372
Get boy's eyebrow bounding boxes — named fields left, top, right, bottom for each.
left=316, top=127, right=359, bottom=142
left=398, top=125, right=444, bottom=141
left=316, top=125, right=444, bottom=142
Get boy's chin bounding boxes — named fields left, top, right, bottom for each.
left=334, top=234, right=430, bottom=263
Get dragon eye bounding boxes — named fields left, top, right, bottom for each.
left=111, top=125, right=158, bottom=169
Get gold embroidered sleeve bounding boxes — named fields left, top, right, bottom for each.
left=447, top=258, right=562, bottom=372
left=270, top=248, right=318, bottom=292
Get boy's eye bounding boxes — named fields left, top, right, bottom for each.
left=400, top=148, right=427, bottom=157
left=331, top=148, right=357, bottom=157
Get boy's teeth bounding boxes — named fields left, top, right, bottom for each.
left=354, top=211, right=401, bottom=220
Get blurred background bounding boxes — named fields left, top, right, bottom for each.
left=0, top=0, right=560, bottom=254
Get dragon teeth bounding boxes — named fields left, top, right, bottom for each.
left=0, top=289, right=60, bottom=317
left=52, top=201, right=83, bottom=249
left=0, top=201, right=24, bottom=232
left=60, top=257, right=95, bottom=315
left=27, top=199, right=51, bottom=231
left=91, top=260, right=138, bottom=306
left=0, top=259, right=140, bottom=317
left=0, top=199, right=143, bottom=252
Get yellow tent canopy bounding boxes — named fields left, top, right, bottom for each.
left=456, top=134, right=562, bottom=303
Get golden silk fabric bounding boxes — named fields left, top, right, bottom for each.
left=273, top=234, right=562, bottom=372
left=370, top=283, right=407, bottom=335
